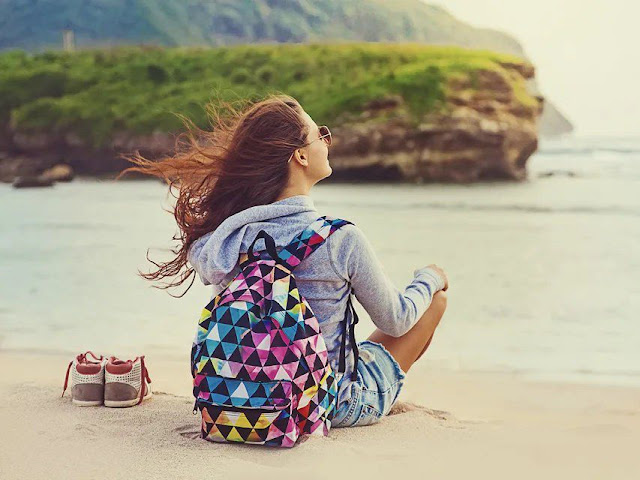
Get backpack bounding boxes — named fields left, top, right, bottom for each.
left=190, top=215, right=360, bottom=447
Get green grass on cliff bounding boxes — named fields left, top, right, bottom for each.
left=0, top=43, right=533, bottom=148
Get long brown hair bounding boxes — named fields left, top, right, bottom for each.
left=117, top=93, right=309, bottom=297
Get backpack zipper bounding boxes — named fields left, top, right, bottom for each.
left=193, top=397, right=291, bottom=415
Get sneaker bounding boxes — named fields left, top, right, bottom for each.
left=104, top=355, right=152, bottom=407
left=62, top=351, right=106, bottom=406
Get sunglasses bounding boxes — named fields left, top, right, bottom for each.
left=314, top=125, right=332, bottom=146
left=288, top=125, right=332, bottom=163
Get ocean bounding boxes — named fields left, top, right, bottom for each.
left=1, top=135, right=639, bottom=387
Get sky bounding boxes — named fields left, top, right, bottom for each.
left=432, top=0, right=640, bottom=136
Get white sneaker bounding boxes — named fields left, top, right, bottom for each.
left=62, top=351, right=106, bottom=407
left=104, top=355, right=152, bottom=407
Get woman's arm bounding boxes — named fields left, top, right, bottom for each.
left=329, top=224, right=446, bottom=338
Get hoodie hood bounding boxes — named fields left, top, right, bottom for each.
left=187, top=194, right=321, bottom=286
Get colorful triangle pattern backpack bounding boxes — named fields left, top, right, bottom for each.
left=190, top=215, right=360, bottom=447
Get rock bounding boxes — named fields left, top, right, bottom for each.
left=41, top=164, right=75, bottom=182
left=327, top=67, right=542, bottom=182
left=12, top=131, right=64, bottom=151
left=539, top=102, right=574, bottom=137
left=110, top=130, right=174, bottom=154
left=498, top=61, right=535, bottom=79
left=0, top=155, right=57, bottom=183
left=12, top=175, right=54, bottom=188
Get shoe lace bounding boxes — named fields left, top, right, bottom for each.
left=61, top=351, right=104, bottom=398
left=136, top=355, right=152, bottom=405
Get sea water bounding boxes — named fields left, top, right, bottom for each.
left=1, top=135, right=639, bottom=387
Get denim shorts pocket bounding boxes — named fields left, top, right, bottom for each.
left=356, top=403, right=383, bottom=426
left=332, top=384, right=361, bottom=428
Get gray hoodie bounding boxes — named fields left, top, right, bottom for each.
left=187, top=194, right=445, bottom=408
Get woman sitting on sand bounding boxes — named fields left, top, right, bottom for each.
left=121, top=94, right=449, bottom=428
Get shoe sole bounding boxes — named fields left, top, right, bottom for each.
left=104, top=391, right=153, bottom=408
left=72, top=398, right=103, bottom=407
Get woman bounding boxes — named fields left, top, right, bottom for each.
left=121, top=93, right=449, bottom=428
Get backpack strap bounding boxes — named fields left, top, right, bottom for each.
left=246, top=230, right=281, bottom=265
left=246, top=215, right=360, bottom=381
left=279, top=216, right=360, bottom=381
left=340, top=292, right=360, bottom=381
left=276, top=215, right=353, bottom=271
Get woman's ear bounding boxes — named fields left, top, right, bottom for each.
left=295, top=150, right=308, bottom=166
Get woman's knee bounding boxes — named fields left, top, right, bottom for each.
left=431, top=290, right=447, bottom=316
left=415, top=290, right=447, bottom=332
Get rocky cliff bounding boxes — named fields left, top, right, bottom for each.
left=329, top=63, right=541, bottom=182
left=0, top=44, right=542, bottom=184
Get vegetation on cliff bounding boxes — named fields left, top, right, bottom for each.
left=0, top=43, right=535, bottom=149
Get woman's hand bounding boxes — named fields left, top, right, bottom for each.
left=426, top=264, right=449, bottom=291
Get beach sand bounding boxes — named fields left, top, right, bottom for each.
left=1, top=351, right=638, bottom=480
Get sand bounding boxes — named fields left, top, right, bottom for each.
left=1, top=350, right=638, bottom=480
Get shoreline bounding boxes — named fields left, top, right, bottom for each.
left=1, top=350, right=638, bottom=479
left=2, top=345, right=638, bottom=390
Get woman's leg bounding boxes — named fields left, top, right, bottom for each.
left=366, top=290, right=447, bottom=373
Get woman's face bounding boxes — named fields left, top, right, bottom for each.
left=295, top=110, right=332, bottom=183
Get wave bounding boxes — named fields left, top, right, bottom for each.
left=538, top=146, right=640, bottom=155
left=538, top=136, right=640, bottom=156
left=318, top=200, right=640, bottom=217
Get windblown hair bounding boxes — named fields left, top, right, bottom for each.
left=117, top=93, right=309, bottom=297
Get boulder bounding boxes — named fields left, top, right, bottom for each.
left=0, top=154, right=57, bottom=183
left=41, top=164, right=75, bottom=182
left=12, top=175, right=54, bottom=188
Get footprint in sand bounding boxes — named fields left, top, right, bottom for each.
left=174, top=424, right=201, bottom=440
left=388, top=401, right=452, bottom=421
left=74, top=424, right=97, bottom=435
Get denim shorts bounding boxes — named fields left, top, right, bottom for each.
left=331, top=340, right=406, bottom=428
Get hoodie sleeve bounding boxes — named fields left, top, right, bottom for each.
left=328, top=224, right=445, bottom=338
